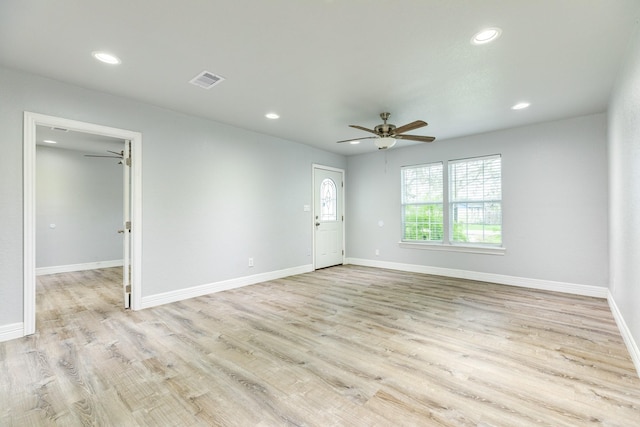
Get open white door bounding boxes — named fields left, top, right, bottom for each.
left=122, top=140, right=132, bottom=308
left=313, top=165, right=344, bottom=269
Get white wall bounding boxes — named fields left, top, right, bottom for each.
left=609, top=24, right=640, bottom=349
left=36, top=145, right=122, bottom=268
left=0, top=66, right=346, bottom=327
left=346, top=113, right=609, bottom=288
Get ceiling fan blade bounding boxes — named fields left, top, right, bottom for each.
left=349, top=125, right=379, bottom=135
left=84, top=154, right=123, bottom=158
left=393, top=120, right=428, bottom=135
left=337, top=136, right=377, bottom=144
left=396, top=134, right=436, bottom=143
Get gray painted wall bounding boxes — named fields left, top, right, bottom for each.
left=609, top=24, right=640, bottom=349
left=0, top=66, right=346, bottom=325
left=36, top=145, right=122, bottom=268
left=0, top=60, right=630, bottom=350
left=346, top=113, right=609, bottom=287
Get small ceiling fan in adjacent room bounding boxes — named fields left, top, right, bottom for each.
left=337, top=112, right=435, bottom=149
left=84, top=150, right=123, bottom=159
left=84, top=150, right=124, bottom=163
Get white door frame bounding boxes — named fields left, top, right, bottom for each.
left=23, top=112, right=143, bottom=336
left=122, top=140, right=132, bottom=309
left=312, top=164, right=345, bottom=269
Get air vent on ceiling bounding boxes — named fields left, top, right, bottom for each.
left=189, top=71, right=225, bottom=89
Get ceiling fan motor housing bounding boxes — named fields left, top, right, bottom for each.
left=376, top=112, right=395, bottom=136
left=374, top=123, right=395, bottom=136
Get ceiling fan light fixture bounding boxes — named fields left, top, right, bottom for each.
left=349, top=140, right=361, bottom=145
left=375, top=137, right=396, bottom=150
left=471, top=27, right=502, bottom=45
left=265, top=112, right=280, bottom=119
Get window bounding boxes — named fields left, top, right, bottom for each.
left=449, top=155, right=502, bottom=245
left=401, top=155, right=502, bottom=248
left=320, top=178, right=337, bottom=221
left=401, top=162, right=443, bottom=242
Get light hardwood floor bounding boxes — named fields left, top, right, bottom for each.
left=1, top=265, right=639, bottom=426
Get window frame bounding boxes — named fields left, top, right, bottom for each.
left=449, top=155, right=502, bottom=246
left=400, top=162, right=444, bottom=243
left=399, top=154, right=505, bottom=255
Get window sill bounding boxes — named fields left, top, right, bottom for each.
left=398, top=241, right=506, bottom=256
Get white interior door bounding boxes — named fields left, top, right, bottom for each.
left=122, top=140, right=132, bottom=308
left=314, top=166, right=344, bottom=269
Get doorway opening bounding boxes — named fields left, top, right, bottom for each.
left=23, top=112, right=142, bottom=336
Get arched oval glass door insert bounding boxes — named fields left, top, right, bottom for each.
left=320, top=178, right=337, bottom=221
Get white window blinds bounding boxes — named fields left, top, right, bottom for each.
left=401, top=162, right=444, bottom=242
left=449, top=155, right=502, bottom=245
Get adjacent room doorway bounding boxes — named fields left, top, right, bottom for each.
left=313, top=165, right=345, bottom=269
left=23, top=112, right=142, bottom=336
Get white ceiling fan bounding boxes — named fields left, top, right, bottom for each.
left=337, top=112, right=436, bottom=149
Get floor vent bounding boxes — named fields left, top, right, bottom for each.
left=189, top=71, right=225, bottom=89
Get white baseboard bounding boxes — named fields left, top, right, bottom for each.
left=141, top=264, right=314, bottom=309
left=0, top=323, right=24, bottom=343
left=607, top=292, right=640, bottom=377
left=36, top=259, right=124, bottom=276
left=345, top=258, right=609, bottom=298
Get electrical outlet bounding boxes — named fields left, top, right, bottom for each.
left=248, top=257, right=254, bottom=267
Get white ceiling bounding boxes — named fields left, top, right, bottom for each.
left=36, top=125, right=124, bottom=155
left=2, top=1, right=639, bottom=155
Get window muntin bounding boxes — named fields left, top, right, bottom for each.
left=449, top=155, right=502, bottom=245
left=320, top=178, right=337, bottom=221
left=401, top=163, right=444, bottom=242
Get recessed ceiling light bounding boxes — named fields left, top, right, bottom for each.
left=471, top=27, right=502, bottom=45
left=349, top=140, right=361, bottom=145
left=92, top=51, right=121, bottom=65
left=265, top=113, right=280, bottom=119
left=512, top=102, right=531, bottom=110
left=43, top=140, right=57, bottom=144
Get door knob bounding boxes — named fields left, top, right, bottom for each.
left=117, top=229, right=125, bottom=234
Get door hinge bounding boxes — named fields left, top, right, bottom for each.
left=125, top=221, right=131, bottom=230
left=342, top=215, right=344, bottom=221
left=125, top=141, right=132, bottom=166
left=342, top=250, right=344, bottom=255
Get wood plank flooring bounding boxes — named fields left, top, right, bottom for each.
left=1, top=265, right=639, bottom=426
